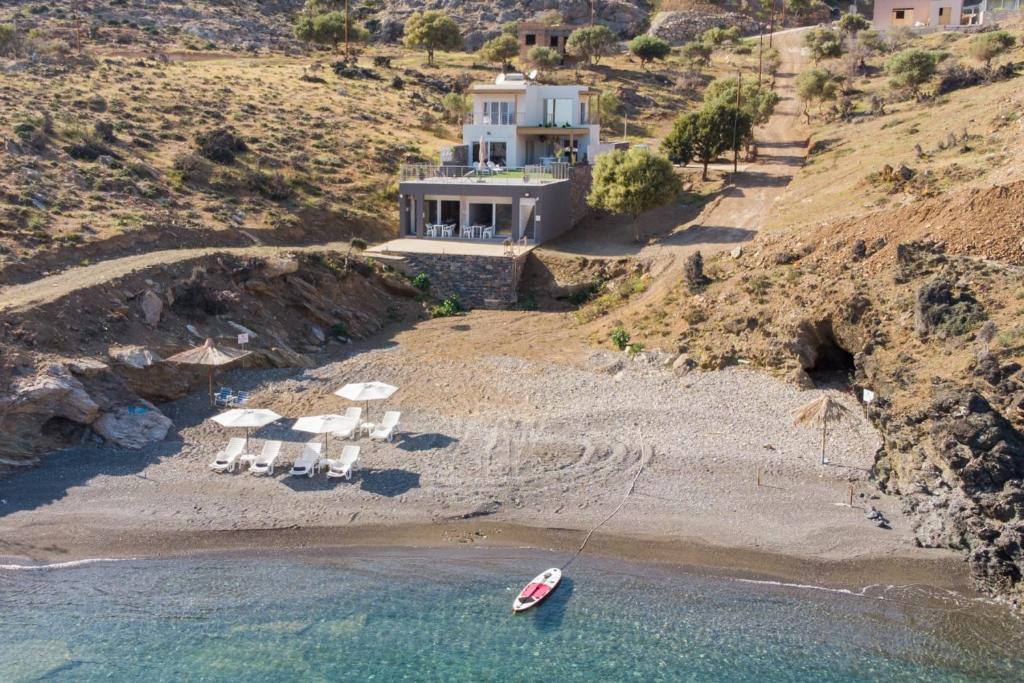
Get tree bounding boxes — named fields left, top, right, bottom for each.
left=479, top=33, right=518, bottom=70
left=598, top=91, right=622, bottom=128
left=762, top=46, right=782, bottom=76
left=681, top=41, right=712, bottom=70
left=970, top=30, right=1016, bottom=69
left=886, top=48, right=939, bottom=98
left=294, top=15, right=316, bottom=47
left=441, top=92, right=470, bottom=123
left=795, top=67, right=839, bottom=122
left=0, top=23, right=20, bottom=57
left=785, top=0, right=817, bottom=19
left=311, top=12, right=367, bottom=52
left=526, top=46, right=561, bottom=76
left=565, top=25, right=617, bottom=66
left=535, top=10, right=564, bottom=26
left=703, top=77, right=780, bottom=125
left=588, top=148, right=681, bottom=241
left=856, top=29, right=886, bottom=56
left=500, top=21, right=519, bottom=38
left=403, top=10, right=462, bottom=65
left=702, top=26, right=728, bottom=47
left=662, top=103, right=752, bottom=180
left=803, top=27, right=842, bottom=64
left=837, top=13, right=870, bottom=39
left=628, top=35, right=670, bottom=69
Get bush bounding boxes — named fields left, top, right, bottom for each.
left=195, top=127, right=247, bottom=164
left=803, top=27, right=843, bottom=64
left=430, top=295, right=463, bottom=318
left=64, top=135, right=113, bottom=161
left=566, top=25, right=617, bottom=65
left=526, top=46, right=561, bottom=74
left=93, top=119, right=115, bottom=142
left=681, top=42, right=712, bottom=70
left=172, top=153, right=213, bottom=184
left=412, top=273, right=431, bottom=291
left=969, top=30, right=1016, bottom=69
left=886, top=48, right=940, bottom=98
left=684, top=251, right=710, bottom=291
left=246, top=170, right=293, bottom=201
left=628, top=35, right=670, bottom=69
left=610, top=326, right=631, bottom=350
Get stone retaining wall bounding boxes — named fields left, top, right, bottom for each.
left=397, top=251, right=529, bottom=308
left=569, top=164, right=593, bottom=228
left=648, top=10, right=759, bottom=45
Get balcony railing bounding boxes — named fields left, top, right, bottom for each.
left=400, top=164, right=570, bottom=184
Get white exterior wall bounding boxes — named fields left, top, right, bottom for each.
left=872, top=0, right=964, bottom=27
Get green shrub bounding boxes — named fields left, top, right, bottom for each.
left=610, top=326, right=631, bottom=350
left=430, top=296, right=463, bottom=318
left=329, top=322, right=349, bottom=340
left=412, top=273, right=431, bottom=291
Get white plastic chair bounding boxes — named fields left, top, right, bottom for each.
left=369, top=411, right=401, bottom=442
left=250, top=440, right=283, bottom=476
left=289, top=442, right=324, bottom=478
left=326, top=445, right=361, bottom=480
left=482, top=226, right=495, bottom=239
left=209, top=438, right=247, bottom=473
left=441, top=225, right=454, bottom=238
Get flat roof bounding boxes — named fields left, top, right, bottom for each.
left=368, top=238, right=536, bottom=258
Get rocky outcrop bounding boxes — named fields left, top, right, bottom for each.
left=374, top=1, right=652, bottom=48
left=648, top=10, right=758, bottom=45
left=92, top=401, right=173, bottom=449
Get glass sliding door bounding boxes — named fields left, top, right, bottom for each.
left=494, top=204, right=513, bottom=237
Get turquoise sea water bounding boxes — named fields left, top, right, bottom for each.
left=0, top=549, right=1021, bottom=682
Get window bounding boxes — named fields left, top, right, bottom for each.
left=894, top=10, right=905, bottom=18
left=543, top=98, right=574, bottom=126
left=483, top=101, right=514, bottom=125
left=550, top=35, right=559, bottom=48
left=525, top=34, right=536, bottom=46
left=580, top=102, right=588, bottom=126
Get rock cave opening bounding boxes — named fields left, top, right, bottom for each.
left=39, top=416, right=88, bottom=445
left=806, top=320, right=856, bottom=386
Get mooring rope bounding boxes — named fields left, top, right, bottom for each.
left=561, top=428, right=651, bottom=570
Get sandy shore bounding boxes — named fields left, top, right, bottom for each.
left=0, top=312, right=969, bottom=593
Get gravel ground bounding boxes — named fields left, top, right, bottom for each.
left=0, top=313, right=930, bottom=569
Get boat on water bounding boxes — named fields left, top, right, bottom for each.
left=512, top=568, right=561, bottom=613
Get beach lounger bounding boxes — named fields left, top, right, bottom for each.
left=231, top=391, right=251, bottom=406
left=249, top=440, right=283, bottom=476
left=209, top=437, right=247, bottom=473
left=288, top=442, right=323, bottom=478
left=214, top=388, right=234, bottom=407
left=368, top=411, right=400, bottom=442
left=325, top=445, right=361, bottom=480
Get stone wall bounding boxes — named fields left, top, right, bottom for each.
left=648, top=10, right=759, bottom=44
left=397, top=251, right=529, bottom=308
left=569, top=165, right=593, bottom=227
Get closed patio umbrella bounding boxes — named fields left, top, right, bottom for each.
left=334, top=382, right=398, bottom=423
left=167, top=338, right=251, bottom=406
left=293, top=414, right=357, bottom=459
left=210, top=408, right=281, bottom=451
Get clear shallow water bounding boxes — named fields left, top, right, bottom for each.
left=0, top=549, right=1021, bottom=682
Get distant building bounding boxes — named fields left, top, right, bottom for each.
left=871, top=0, right=965, bottom=28
left=517, top=22, right=576, bottom=63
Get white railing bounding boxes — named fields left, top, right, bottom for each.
left=400, top=164, right=570, bottom=184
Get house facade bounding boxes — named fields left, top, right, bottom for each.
left=517, top=22, right=575, bottom=62
left=871, top=0, right=965, bottom=27
left=397, top=74, right=615, bottom=246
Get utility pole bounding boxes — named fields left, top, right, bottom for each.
left=757, top=24, right=764, bottom=87
left=590, top=1, right=596, bottom=26
left=768, top=0, right=776, bottom=48
left=344, top=0, right=350, bottom=61
left=732, top=67, right=742, bottom=174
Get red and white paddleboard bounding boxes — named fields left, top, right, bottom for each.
left=512, top=568, right=561, bottom=613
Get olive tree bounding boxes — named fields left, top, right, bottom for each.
left=402, top=10, right=462, bottom=65
left=837, top=13, right=870, bottom=40
left=703, top=77, right=780, bottom=125
left=681, top=41, right=712, bottom=71
left=566, top=25, right=617, bottom=66
left=479, top=33, right=518, bottom=70
left=588, top=148, right=681, bottom=241
left=885, top=48, right=939, bottom=99
left=796, top=67, right=840, bottom=122
left=526, top=46, right=561, bottom=76
left=970, top=30, right=1016, bottom=69
left=628, top=35, right=671, bottom=70
left=803, top=27, right=843, bottom=64
left=662, top=103, right=752, bottom=180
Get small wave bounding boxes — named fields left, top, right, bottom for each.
left=0, top=558, right=132, bottom=571
left=732, top=577, right=882, bottom=599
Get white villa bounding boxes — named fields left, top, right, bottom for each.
left=459, top=73, right=608, bottom=168
left=396, top=73, right=620, bottom=245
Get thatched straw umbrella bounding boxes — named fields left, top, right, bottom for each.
left=166, top=338, right=251, bottom=406
left=792, top=395, right=851, bottom=465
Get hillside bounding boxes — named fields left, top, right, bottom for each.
left=577, top=23, right=1024, bottom=601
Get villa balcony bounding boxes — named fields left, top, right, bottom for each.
left=399, top=164, right=570, bottom=185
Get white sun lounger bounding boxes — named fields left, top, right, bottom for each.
left=249, top=440, right=283, bottom=476
left=369, top=411, right=400, bottom=442
left=330, top=407, right=361, bottom=440
left=289, top=442, right=323, bottom=478
left=326, top=445, right=361, bottom=480
left=209, top=437, right=247, bottom=473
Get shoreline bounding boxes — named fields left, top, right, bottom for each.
left=0, top=520, right=973, bottom=597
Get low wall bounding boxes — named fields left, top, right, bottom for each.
left=569, top=165, right=593, bottom=228
left=397, top=251, right=528, bottom=308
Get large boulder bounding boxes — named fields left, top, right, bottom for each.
left=9, top=365, right=100, bottom=424
left=108, top=345, right=197, bottom=402
left=92, top=401, right=173, bottom=449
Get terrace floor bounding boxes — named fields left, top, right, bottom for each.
left=367, top=238, right=536, bottom=258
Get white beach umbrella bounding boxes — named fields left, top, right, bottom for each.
left=293, top=414, right=357, bottom=458
left=210, top=408, right=281, bottom=450
left=334, top=382, right=398, bottom=422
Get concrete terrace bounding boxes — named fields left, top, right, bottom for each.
left=367, top=238, right=536, bottom=258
